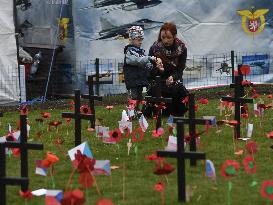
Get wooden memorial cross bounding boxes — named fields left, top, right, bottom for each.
left=145, top=76, right=172, bottom=130
left=173, top=93, right=212, bottom=166
left=157, top=120, right=206, bottom=202
left=62, top=89, right=95, bottom=146
left=0, top=114, right=43, bottom=205
left=221, top=65, right=253, bottom=139
left=82, top=75, right=102, bottom=128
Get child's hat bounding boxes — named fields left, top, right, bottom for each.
left=128, top=26, right=144, bottom=40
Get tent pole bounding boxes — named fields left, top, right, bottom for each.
left=13, top=0, right=22, bottom=103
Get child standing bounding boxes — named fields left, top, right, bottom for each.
left=123, top=26, right=163, bottom=104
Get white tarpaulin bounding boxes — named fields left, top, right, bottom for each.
left=0, top=0, right=20, bottom=104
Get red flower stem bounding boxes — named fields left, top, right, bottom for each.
left=161, top=191, right=165, bottom=205
left=66, top=168, right=76, bottom=191
left=87, top=167, right=101, bottom=196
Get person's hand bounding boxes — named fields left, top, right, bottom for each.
left=155, top=58, right=164, bottom=71
left=166, top=76, right=174, bottom=87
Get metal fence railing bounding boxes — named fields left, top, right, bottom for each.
left=19, top=51, right=273, bottom=102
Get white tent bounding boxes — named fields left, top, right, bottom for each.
left=0, top=0, right=20, bottom=105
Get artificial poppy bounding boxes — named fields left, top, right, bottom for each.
left=240, top=65, right=250, bottom=75
left=48, top=120, right=62, bottom=131
left=69, top=100, right=75, bottom=110
left=154, top=162, right=175, bottom=175
left=260, top=180, right=273, bottom=200
left=78, top=171, right=94, bottom=189
left=108, top=128, right=122, bottom=143
left=199, top=98, right=209, bottom=104
left=73, top=150, right=96, bottom=173
left=146, top=152, right=159, bottom=161
left=194, top=104, right=199, bottom=111
left=61, top=188, right=85, bottom=205
left=40, top=152, right=59, bottom=168
left=154, top=102, right=166, bottom=110
left=152, top=128, right=164, bottom=138
left=267, top=94, right=272, bottom=99
left=96, top=198, right=115, bottom=205
left=20, top=105, right=29, bottom=116
left=41, top=112, right=51, bottom=119
left=245, top=140, right=258, bottom=154
left=182, top=96, right=189, bottom=104
left=220, top=159, right=240, bottom=179
left=131, top=127, right=144, bottom=142
left=106, top=105, right=113, bottom=110
left=154, top=182, right=165, bottom=192
left=227, top=120, right=240, bottom=126
left=35, top=118, right=44, bottom=123
left=87, top=127, right=95, bottom=132
left=251, top=93, right=260, bottom=99
left=19, top=189, right=33, bottom=200
left=242, top=80, right=253, bottom=86
left=242, top=155, right=256, bottom=174
left=66, top=118, right=71, bottom=124
left=241, top=113, right=249, bottom=119
left=80, top=104, right=92, bottom=115
left=267, top=131, right=273, bottom=139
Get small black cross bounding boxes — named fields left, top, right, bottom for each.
left=157, top=120, right=205, bottom=202
left=62, top=89, right=95, bottom=146
left=145, top=76, right=172, bottom=130
left=82, top=75, right=102, bottom=128
left=221, top=65, right=253, bottom=139
left=173, top=93, right=212, bottom=166
left=0, top=114, right=43, bottom=205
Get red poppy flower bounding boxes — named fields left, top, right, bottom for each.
left=194, top=104, right=199, bottom=111
left=267, top=131, right=273, bottom=139
left=182, top=96, right=189, bottom=104
left=48, top=121, right=62, bottom=129
left=19, top=189, right=33, bottom=200
left=152, top=127, right=164, bottom=138
left=242, top=80, right=253, bottom=86
left=154, top=102, right=166, bottom=110
left=220, top=159, right=240, bottom=179
left=73, top=150, right=96, bottom=173
left=55, top=137, right=64, bottom=145
left=61, top=188, right=85, bottom=205
left=66, top=118, right=71, bottom=124
left=267, top=94, right=272, bottom=99
left=260, top=180, right=273, bottom=200
left=132, top=127, right=144, bottom=142
left=40, top=152, right=59, bottom=168
left=108, top=128, right=122, bottom=143
left=241, top=113, right=249, bottom=118
left=227, top=120, right=240, bottom=126
left=154, top=162, right=175, bottom=175
left=240, top=65, right=250, bottom=75
left=96, top=198, right=115, bottom=205
left=106, top=105, right=113, bottom=110
left=78, top=171, right=94, bottom=189
left=251, top=93, right=260, bottom=99
left=80, top=104, right=92, bottom=115
left=146, top=152, right=159, bottom=161
left=20, top=105, right=29, bottom=116
left=87, top=127, right=95, bottom=132
left=199, top=98, right=209, bottom=104
left=242, top=155, right=256, bottom=174
left=41, top=112, right=51, bottom=118
left=35, top=118, right=44, bottom=123
left=154, top=182, right=165, bottom=192
left=245, top=140, right=258, bottom=154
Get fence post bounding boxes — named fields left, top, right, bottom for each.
left=231, top=50, right=235, bottom=83
left=95, top=58, right=100, bottom=96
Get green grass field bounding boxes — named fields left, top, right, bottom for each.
left=2, top=94, right=273, bottom=205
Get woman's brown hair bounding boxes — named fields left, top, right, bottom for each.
left=157, top=22, right=177, bottom=41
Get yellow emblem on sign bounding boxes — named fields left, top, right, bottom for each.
left=237, top=7, right=269, bottom=35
